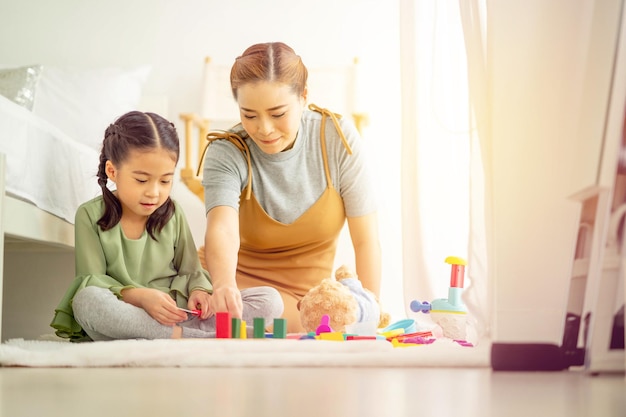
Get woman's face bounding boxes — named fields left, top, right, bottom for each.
left=236, top=81, right=306, bottom=154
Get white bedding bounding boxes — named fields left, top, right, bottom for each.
left=0, top=94, right=101, bottom=224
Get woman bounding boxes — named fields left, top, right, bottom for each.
left=201, top=42, right=381, bottom=332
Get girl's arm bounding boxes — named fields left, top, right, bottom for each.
left=347, top=212, right=382, bottom=296
left=204, top=205, right=243, bottom=318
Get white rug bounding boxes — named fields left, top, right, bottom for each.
left=0, top=337, right=491, bottom=368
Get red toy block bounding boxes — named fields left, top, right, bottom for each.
left=216, top=311, right=231, bottom=339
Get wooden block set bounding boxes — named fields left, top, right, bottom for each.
left=215, top=312, right=287, bottom=339
left=211, top=312, right=461, bottom=347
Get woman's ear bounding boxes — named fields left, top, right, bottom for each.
left=105, top=160, right=117, bottom=182
left=301, top=87, right=308, bottom=104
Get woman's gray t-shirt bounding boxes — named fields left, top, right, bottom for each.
left=201, top=109, right=376, bottom=224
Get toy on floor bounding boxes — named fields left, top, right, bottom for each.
left=410, top=256, right=469, bottom=340
left=208, top=311, right=463, bottom=347
left=316, top=314, right=333, bottom=335
left=297, top=265, right=391, bottom=333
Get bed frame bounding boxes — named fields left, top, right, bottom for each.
left=0, top=153, right=76, bottom=340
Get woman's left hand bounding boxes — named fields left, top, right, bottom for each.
left=188, top=290, right=213, bottom=320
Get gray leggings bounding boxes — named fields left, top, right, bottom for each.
left=72, top=286, right=284, bottom=341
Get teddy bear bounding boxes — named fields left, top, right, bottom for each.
left=297, top=265, right=391, bottom=333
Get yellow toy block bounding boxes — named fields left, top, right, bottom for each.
left=317, top=332, right=345, bottom=341
left=240, top=320, right=247, bottom=339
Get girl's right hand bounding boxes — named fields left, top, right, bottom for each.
left=122, top=287, right=187, bottom=326
left=209, top=285, right=243, bottom=319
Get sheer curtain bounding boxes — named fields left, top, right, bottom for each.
left=399, top=0, right=490, bottom=340
left=458, top=0, right=491, bottom=340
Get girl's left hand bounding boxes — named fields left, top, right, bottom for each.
left=188, top=290, right=213, bottom=320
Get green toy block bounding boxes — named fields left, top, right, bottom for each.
left=273, top=318, right=287, bottom=339
left=231, top=317, right=241, bottom=339
left=253, top=317, right=265, bottom=339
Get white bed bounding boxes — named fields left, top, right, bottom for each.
left=0, top=93, right=101, bottom=239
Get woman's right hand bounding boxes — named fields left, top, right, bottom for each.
left=209, top=284, right=243, bottom=319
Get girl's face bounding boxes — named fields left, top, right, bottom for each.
left=236, top=81, right=306, bottom=154
left=105, top=147, right=177, bottom=222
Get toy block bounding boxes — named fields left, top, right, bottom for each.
left=253, top=317, right=265, bottom=339
left=216, top=312, right=231, bottom=339
left=231, top=317, right=241, bottom=339
left=273, top=318, right=287, bottom=339
left=240, top=320, right=247, bottom=339
left=318, top=332, right=345, bottom=341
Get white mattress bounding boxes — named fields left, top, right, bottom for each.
left=0, top=95, right=101, bottom=224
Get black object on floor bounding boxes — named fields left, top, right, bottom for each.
left=492, top=312, right=586, bottom=371
left=491, top=343, right=569, bottom=371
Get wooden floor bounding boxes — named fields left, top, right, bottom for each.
left=0, top=366, right=623, bottom=416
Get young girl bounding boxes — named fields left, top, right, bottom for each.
left=51, top=111, right=283, bottom=341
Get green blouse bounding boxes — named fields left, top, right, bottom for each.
left=50, top=196, right=212, bottom=341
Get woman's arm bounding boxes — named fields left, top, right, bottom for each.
left=204, top=205, right=243, bottom=317
left=347, top=212, right=382, bottom=296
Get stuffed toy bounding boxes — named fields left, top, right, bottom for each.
left=297, top=265, right=391, bottom=333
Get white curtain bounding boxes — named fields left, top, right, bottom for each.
left=399, top=0, right=490, bottom=340
left=458, top=0, right=491, bottom=340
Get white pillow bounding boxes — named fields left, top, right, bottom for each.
left=0, top=65, right=42, bottom=110
left=32, top=66, right=151, bottom=150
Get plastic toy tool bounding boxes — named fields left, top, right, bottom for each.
left=179, top=308, right=202, bottom=316
left=410, top=256, right=467, bottom=314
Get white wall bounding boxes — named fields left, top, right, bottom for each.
left=0, top=0, right=405, bottom=338
left=486, top=0, right=623, bottom=343
left=0, top=0, right=400, bottom=138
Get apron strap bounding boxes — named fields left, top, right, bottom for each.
left=308, top=103, right=353, bottom=156
left=308, top=103, right=353, bottom=188
left=199, top=130, right=253, bottom=200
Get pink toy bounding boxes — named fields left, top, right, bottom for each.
left=316, top=314, right=333, bottom=335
